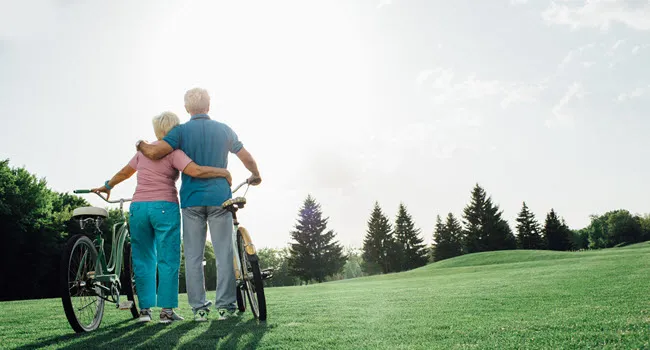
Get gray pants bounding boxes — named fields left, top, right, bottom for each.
left=181, top=206, right=236, bottom=311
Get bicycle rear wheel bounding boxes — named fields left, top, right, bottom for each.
left=121, top=240, right=139, bottom=319
left=237, top=228, right=267, bottom=321
left=60, top=234, right=105, bottom=333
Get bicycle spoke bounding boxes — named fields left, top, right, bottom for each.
left=77, top=298, right=97, bottom=312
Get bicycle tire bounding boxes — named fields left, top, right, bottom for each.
left=60, top=234, right=105, bottom=333
left=121, top=240, right=139, bottom=319
left=235, top=232, right=246, bottom=313
left=247, top=257, right=267, bottom=321
left=237, top=228, right=267, bottom=321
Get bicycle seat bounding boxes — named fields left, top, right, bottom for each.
left=222, top=197, right=246, bottom=211
left=72, top=207, right=109, bottom=219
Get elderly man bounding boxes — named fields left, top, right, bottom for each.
left=136, top=87, right=261, bottom=321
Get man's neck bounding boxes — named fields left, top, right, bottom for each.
left=190, top=112, right=210, bottom=120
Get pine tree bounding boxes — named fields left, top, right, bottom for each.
left=433, top=213, right=463, bottom=261
left=462, top=183, right=516, bottom=253
left=361, top=202, right=395, bottom=274
left=287, top=195, right=346, bottom=283
left=392, top=203, right=428, bottom=271
left=544, top=209, right=573, bottom=251
left=483, top=196, right=517, bottom=251
left=462, top=184, right=487, bottom=253
left=515, top=202, right=544, bottom=249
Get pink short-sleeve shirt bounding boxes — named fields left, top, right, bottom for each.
left=128, top=142, right=193, bottom=203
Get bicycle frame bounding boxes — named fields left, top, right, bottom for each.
left=230, top=181, right=256, bottom=283
left=73, top=191, right=132, bottom=303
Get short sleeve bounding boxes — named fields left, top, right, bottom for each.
left=128, top=153, right=139, bottom=170
left=163, top=125, right=182, bottom=150
left=227, top=125, right=243, bottom=153
left=170, top=150, right=193, bottom=172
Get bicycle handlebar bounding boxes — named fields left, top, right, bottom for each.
left=232, top=181, right=249, bottom=194
left=73, top=190, right=132, bottom=204
left=74, top=177, right=253, bottom=202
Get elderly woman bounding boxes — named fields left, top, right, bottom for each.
left=92, top=111, right=230, bottom=324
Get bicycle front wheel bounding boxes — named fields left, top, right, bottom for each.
left=60, top=234, right=105, bottom=333
left=235, top=234, right=247, bottom=313
left=237, top=228, right=267, bottom=321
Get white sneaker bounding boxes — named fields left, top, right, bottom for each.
left=160, top=309, right=184, bottom=324
left=193, top=300, right=213, bottom=322
left=217, top=308, right=237, bottom=321
left=138, top=309, right=152, bottom=323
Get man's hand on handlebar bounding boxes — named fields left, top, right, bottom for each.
left=91, top=186, right=111, bottom=200
left=247, top=174, right=262, bottom=186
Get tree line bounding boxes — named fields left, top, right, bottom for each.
left=2, top=159, right=649, bottom=300
left=268, top=183, right=650, bottom=285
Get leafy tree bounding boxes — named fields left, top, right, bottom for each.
left=516, top=202, right=544, bottom=249
left=204, top=241, right=217, bottom=291
left=257, top=247, right=299, bottom=287
left=570, top=228, right=589, bottom=250
left=462, top=184, right=516, bottom=253
left=543, top=209, right=573, bottom=251
left=361, top=202, right=395, bottom=274
left=392, top=203, right=428, bottom=271
left=342, top=247, right=365, bottom=279
left=325, top=247, right=367, bottom=282
left=587, top=210, right=644, bottom=249
left=637, top=214, right=650, bottom=242
left=287, top=195, right=346, bottom=284
left=433, top=213, right=463, bottom=261
left=427, top=243, right=437, bottom=263
left=0, top=160, right=95, bottom=301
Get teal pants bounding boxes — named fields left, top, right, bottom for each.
left=129, top=201, right=181, bottom=309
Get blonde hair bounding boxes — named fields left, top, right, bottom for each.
left=152, top=111, right=180, bottom=140
left=184, top=87, right=210, bottom=115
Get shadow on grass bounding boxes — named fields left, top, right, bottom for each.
left=16, top=319, right=197, bottom=350
left=180, top=317, right=273, bottom=350
left=17, top=316, right=273, bottom=349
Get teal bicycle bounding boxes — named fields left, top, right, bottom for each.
left=60, top=190, right=138, bottom=333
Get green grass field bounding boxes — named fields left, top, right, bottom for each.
left=2, top=242, right=649, bottom=349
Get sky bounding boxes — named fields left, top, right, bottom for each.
left=1, top=0, right=649, bottom=249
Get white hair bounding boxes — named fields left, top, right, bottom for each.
left=184, top=87, right=210, bottom=115
left=152, top=111, right=181, bottom=140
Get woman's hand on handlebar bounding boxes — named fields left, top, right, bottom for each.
left=91, top=186, right=111, bottom=200
left=247, top=174, right=262, bottom=186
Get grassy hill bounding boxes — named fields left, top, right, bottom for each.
left=2, top=242, right=649, bottom=349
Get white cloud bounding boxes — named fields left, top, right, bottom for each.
left=417, top=68, right=545, bottom=109
left=606, top=39, right=627, bottom=57
left=377, top=0, right=393, bottom=9
left=559, top=51, right=574, bottom=69
left=582, top=61, right=596, bottom=68
left=416, top=69, right=434, bottom=85
left=542, top=0, right=650, bottom=31
left=546, top=82, right=586, bottom=128
left=616, top=86, right=646, bottom=102
left=611, top=39, right=625, bottom=50
left=500, top=81, right=547, bottom=109
left=418, top=68, right=506, bottom=105
left=510, top=0, right=528, bottom=5
left=558, top=43, right=596, bottom=70
left=631, top=44, right=650, bottom=55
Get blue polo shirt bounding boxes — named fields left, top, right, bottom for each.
left=163, top=114, right=243, bottom=208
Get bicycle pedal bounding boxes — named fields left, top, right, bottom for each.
left=261, top=268, right=274, bottom=280
left=118, top=301, right=134, bottom=310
